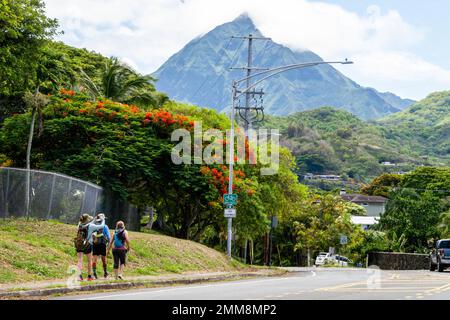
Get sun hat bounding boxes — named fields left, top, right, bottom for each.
left=95, top=213, right=106, bottom=222
left=79, top=213, right=93, bottom=225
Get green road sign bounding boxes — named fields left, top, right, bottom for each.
left=224, top=194, right=238, bottom=206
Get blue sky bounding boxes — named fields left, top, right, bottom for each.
left=314, top=0, right=450, bottom=68
left=43, top=0, right=450, bottom=100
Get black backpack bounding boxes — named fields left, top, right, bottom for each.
left=93, top=227, right=107, bottom=245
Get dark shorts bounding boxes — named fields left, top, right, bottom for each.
left=93, top=243, right=107, bottom=256
left=76, top=243, right=92, bottom=254
left=112, top=248, right=127, bottom=268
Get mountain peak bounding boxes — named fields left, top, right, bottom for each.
left=232, top=12, right=254, bottom=25
left=153, top=17, right=414, bottom=120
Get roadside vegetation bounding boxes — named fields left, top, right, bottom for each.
left=0, top=219, right=243, bottom=284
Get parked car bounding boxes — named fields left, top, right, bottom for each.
left=334, top=255, right=353, bottom=267
left=315, top=252, right=332, bottom=266
left=430, top=239, right=450, bottom=272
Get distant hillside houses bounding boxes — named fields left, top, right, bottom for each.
left=304, top=173, right=341, bottom=181
left=381, top=161, right=396, bottom=166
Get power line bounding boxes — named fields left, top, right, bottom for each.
left=227, top=38, right=246, bottom=69
left=191, top=37, right=235, bottom=99
left=394, top=187, right=450, bottom=193
left=206, top=38, right=246, bottom=93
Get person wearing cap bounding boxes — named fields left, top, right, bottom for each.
left=74, top=213, right=106, bottom=281
left=91, top=213, right=111, bottom=279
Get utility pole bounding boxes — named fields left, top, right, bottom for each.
left=244, top=34, right=253, bottom=134
left=230, top=34, right=270, bottom=136
left=225, top=35, right=353, bottom=261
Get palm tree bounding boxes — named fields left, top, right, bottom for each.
left=81, top=57, right=167, bottom=107
left=23, top=91, right=49, bottom=218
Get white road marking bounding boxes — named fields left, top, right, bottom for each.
left=79, top=274, right=316, bottom=300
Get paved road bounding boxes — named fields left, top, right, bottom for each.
left=59, top=269, right=450, bottom=300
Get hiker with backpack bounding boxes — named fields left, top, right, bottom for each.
left=91, top=213, right=111, bottom=279
left=108, top=221, right=131, bottom=280
left=74, top=214, right=106, bottom=281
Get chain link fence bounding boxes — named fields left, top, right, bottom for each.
left=0, top=167, right=103, bottom=224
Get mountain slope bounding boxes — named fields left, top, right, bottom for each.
left=378, top=91, right=450, bottom=160
left=261, top=107, right=425, bottom=183
left=153, top=14, right=413, bottom=120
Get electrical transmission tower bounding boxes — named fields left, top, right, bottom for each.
left=231, top=34, right=271, bottom=135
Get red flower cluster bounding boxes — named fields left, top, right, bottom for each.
left=60, top=89, right=75, bottom=96
left=142, top=110, right=194, bottom=129
left=96, top=101, right=105, bottom=109
left=200, top=166, right=247, bottom=199
left=56, top=89, right=196, bottom=132
left=130, top=105, right=140, bottom=114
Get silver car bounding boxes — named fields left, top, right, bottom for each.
left=430, top=239, right=450, bottom=272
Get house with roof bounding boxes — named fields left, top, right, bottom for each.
left=340, top=190, right=388, bottom=230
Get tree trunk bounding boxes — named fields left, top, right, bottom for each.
left=307, top=248, right=311, bottom=267
left=146, top=206, right=155, bottom=229
left=250, top=240, right=254, bottom=265
left=263, top=233, right=270, bottom=266
left=25, top=107, right=37, bottom=218
left=244, top=240, right=248, bottom=264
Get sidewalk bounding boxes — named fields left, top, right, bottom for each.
left=0, top=268, right=286, bottom=299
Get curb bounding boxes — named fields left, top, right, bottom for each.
left=0, top=271, right=285, bottom=299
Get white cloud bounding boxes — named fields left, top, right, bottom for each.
left=43, top=0, right=450, bottom=100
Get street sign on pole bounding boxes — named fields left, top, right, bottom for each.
left=271, top=216, right=278, bottom=228
left=224, top=194, right=238, bottom=206
left=340, top=235, right=348, bottom=245
left=224, top=208, right=236, bottom=218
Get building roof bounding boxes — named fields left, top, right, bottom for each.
left=341, top=194, right=387, bottom=203
left=351, top=216, right=380, bottom=225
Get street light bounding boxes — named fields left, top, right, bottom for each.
left=226, top=60, right=353, bottom=258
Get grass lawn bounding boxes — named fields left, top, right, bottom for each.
left=0, top=218, right=244, bottom=284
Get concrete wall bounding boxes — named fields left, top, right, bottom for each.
left=368, top=252, right=430, bottom=270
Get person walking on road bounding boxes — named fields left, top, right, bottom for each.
left=74, top=214, right=105, bottom=281
left=108, top=221, right=130, bottom=280
left=91, top=213, right=111, bottom=279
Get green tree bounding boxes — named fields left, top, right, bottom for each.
left=401, top=167, right=450, bottom=197
left=378, top=189, right=444, bottom=252
left=438, top=210, right=450, bottom=238
left=0, top=0, right=59, bottom=95
left=293, top=194, right=361, bottom=265
left=361, top=173, right=402, bottom=198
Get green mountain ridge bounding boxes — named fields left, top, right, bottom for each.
left=260, top=91, right=450, bottom=183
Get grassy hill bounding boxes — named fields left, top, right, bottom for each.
left=0, top=219, right=242, bottom=284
